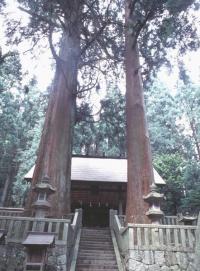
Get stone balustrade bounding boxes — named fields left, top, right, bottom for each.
left=119, top=214, right=195, bottom=227
left=127, top=223, right=196, bottom=252
left=111, top=212, right=197, bottom=252
left=161, top=215, right=179, bottom=225
left=0, top=215, right=70, bottom=245
left=0, top=208, right=82, bottom=271
left=0, top=207, right=25, bottom=217
left=110, top=210, right=197, bottom=271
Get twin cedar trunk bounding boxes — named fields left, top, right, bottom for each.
left=26, top=1, right=153, bottom=222
left=26, top=30, right=80, bottom=218
left=125, top=0, right=154, bottom=224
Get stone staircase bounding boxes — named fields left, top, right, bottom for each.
left=76, top=227, right=119, bottom=271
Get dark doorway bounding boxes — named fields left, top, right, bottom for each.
left=82, top=204, right=109, bottom=227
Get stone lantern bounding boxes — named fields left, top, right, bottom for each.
left=178, top=213, right=198, bottom=225
left=143, top=183, right=164, bottom=224
left=32, top=175, right=56, bottom=218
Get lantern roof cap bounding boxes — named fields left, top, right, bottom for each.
left=22, top=232, right=55, bottom=247
left=33, top=175, right=56, bottom=193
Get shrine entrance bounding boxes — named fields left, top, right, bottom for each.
left=82, top=204, right=110, bottom=227
left=71, top=179, right=126, bottom=227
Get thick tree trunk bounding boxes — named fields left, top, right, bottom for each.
left=0, top=176, right=10, bottom=206
left=125, top=1, right=154, bottom=224
left=1, top=158, right=18, bottom=207
left=26, top=25, right=80, bottom=218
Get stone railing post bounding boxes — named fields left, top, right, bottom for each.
left=194, top=213, right=200, bottom=270
left=77, top=208, right=82, bottom=228
left=109, top=209, right=118, bottom=229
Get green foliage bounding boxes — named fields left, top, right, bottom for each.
left=135, top=0, right=199, bottom=81
left=145, top=82, right=184, bottom=155
left=5, top=0, right=198, bottom=87
left=12, top=86, right=47, bottom=206
left=0, top=52, right=48, bottom=205
left=13, top=115, right=45, bottom=206
left=176, top=83, right=200, bottom=160
left=154, top=153, right=185, bottom=214
left=73, top=85, right=125, bottom=157
left=0, top=52, right=22, bottom=93
left=181, top=160, right=200, bottom=213
left=147, top=80, right=200, bottom=214
left=97, top=88, right=125, bottom=157
left=73, top=102, right=96, bottom=155
left=0, top=53, right=23, bottom=204
left=0, top=91, right=21, bottom=186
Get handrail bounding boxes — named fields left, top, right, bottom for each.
left=126, top=223, right=197, bottom=230
left=67, top=209, right=82, bottom=270
left=0, top=215, right=70, bottom=223
left=0, top=207, right=24, bottom=211
left=0, top=207, right=25, bottom=217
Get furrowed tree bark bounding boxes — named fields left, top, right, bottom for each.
left=1, top=176, right=10, bottom=206
left=25, top=19, right=80, bottom=218
left=125, top=0, right=154, bottom=224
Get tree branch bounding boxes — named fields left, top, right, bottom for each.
left=80, top=22, right=107, bottom=56
left=48, top=27, right=60, bottom=62
left=132, top=6, right=156, bottom=48
left=18, top=6, right=60, bottom=28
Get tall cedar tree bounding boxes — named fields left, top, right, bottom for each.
left=124, top=0, right=198, bottom=223
left=11, top=0, right=123, bottom=217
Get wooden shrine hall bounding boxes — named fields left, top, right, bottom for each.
left=24, top=156, right=165, bottom=227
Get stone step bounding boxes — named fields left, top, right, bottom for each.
left=82, top=231, right=110, bottom=236
left=81, top=235, right=111, bottom=239
left=80, top=239, right=112, bottom=243
left=80, top=248, right=113, bottom=252
left=76, top=268, right=118, bottom=271
left=81, top=231, right=110, bottom=234
left=82, top=229, right=110, bottom=231
left=78, top=254, right=115, bottom=261
left=76, top=228, right=118, bottom=271
left=78, top=250, right=116, bottom=256
left=80, top=240, right=113, bottom=244
left=80, top=241, right=113, bottom=246
left=81, top=230, right=110, bottom=235
left=81, top=234, right=111, bottom=238
left=76, top=264, right=118, bottom=269
left=77, top=259, right=117, bottom=265
left=78, top=253, right=115, bottom=257
left=79, top=241, right=113, bottom=246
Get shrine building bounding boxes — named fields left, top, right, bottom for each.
left=24, top=156, right=165, bottom=227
